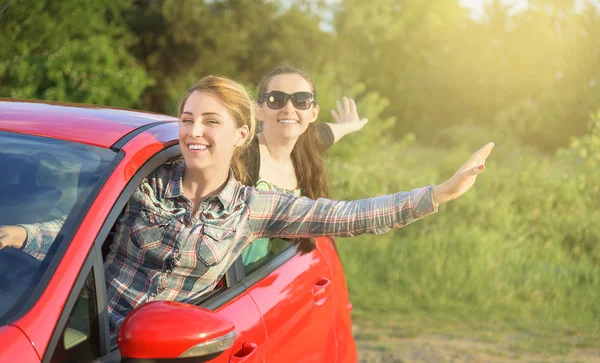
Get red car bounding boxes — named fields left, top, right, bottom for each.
left=0, top=99, right=357, bottom=363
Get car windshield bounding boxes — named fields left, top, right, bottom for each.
left=0, top=131, right=117, bottom=323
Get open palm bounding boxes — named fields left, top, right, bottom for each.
left=433, top=142, right=495, bottom=205
left=330, top=97, right=368, bottom=133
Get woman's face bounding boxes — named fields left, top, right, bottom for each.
left=179, top=90, right=249, bottom=173
left=256, top=73, right=320, bottom=141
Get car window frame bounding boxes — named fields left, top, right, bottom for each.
left=42, top=242, right=106, bottom=363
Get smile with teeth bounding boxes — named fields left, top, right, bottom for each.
left=189, top=144, right=209, bottom=150
left=278, top=119, right=298, bottom=124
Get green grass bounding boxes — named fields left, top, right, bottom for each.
left=329, top=139, right=600, bottom=357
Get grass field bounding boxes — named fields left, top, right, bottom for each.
left=329, top=138, right=600, bottom=357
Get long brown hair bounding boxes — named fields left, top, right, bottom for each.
left=257, top=66, right=330, bottom=253
left=177, top=75, right=255, bottom=185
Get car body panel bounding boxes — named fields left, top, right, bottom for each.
left=0, top=325, right=40, bottom=362
left=248, top=247, right=337, bottom=363
left=317, top=237, right=358, bottom=363
left=0, top=99, right=176, bottom=148
left=215, top=293, right=267, bottom=363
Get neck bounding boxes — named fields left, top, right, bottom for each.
left=182, top=165, right=230, bottom=202
left=258, top=130, right=297, bottom=163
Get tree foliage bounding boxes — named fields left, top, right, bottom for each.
left=1, top=0, right=600, bottom=150
left=123, top=0, right=332, bottom=114
left=0, top=0, right=151, bottom=107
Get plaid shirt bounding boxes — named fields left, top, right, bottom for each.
left=22, top=161, right=437, bottom=329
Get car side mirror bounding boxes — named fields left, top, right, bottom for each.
left=118, top=301, right=236, bottom=362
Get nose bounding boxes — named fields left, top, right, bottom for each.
left=190, top=122, right=204, bottom=138
left=281, top=97, right=296, bottom=114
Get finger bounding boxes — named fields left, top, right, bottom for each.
left=336, top=100, right=344, bottom=120
left=469, top=164, right=485, bottom=176
left=356, top=118, right=368, bottom=130
left=343, top=97, right=350, bottom=118
left=463, top=142, right=495, bottom=170
left=473, top=142, right=495, bottom=161
left=330, top=109, right=340, bottom=123
left=349, top=98, right=358, bottom=119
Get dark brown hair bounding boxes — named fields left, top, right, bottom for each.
left=257, top=66, right=330, bottom=253
left=177, top=75, right=255, bottom=185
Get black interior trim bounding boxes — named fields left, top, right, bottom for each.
left=42, top=249, right=98, bottom=363
left=198, top=282, right=247, bottom=311
left=110, top=121, right=176, bottom=151
left=240, top=245, right=298, bottom=289
left=94, top=240, right=111, bottom=357
left=95, top=349, right=121, bottom=363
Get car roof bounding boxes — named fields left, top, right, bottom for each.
left=0, top=99, right=178, bottom=148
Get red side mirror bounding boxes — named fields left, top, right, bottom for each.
left=118, top=301, right=236, bottom=360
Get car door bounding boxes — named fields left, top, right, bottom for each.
left=241, top=241, right=337, bottom=363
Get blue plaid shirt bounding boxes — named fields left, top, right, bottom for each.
left=22, top=161, right=437, bottom=329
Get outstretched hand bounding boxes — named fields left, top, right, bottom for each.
left=330, top=97, right=368, bottom=134
left=432, top=142, right=495, bottom=205
left=0, top=225, right=27, bottom=250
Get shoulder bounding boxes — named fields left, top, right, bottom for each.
left=316, top=123, right=334, bottom=149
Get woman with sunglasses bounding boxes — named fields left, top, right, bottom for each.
left=241, top=66, right=369, bottom=266
left=2, top=74, right=494, bottom=330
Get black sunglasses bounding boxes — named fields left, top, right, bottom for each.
left=261, top=91, right=315, bottom=110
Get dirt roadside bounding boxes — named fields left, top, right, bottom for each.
left=356, top=329, right=600, bottom=363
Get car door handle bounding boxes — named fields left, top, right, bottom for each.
left=230, top=342, right=258, bottom=363
left=312, top=277, right=331, bottom=306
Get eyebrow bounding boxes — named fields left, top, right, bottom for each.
left=181, top=111, right=221, bottom=117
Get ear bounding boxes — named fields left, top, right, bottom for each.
left=234, top=124, right=250, bottom=147
left=309, top=104, right=320, bottom=124
left=255, top=103, right=265, bottom=123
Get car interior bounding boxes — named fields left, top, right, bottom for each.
left=0, top=152, right=64, bottom=319
left=0, top=152, right=63, bottom=226
left=0, top=146, right=103, bottom=358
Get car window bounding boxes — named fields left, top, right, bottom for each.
left=50, top=271, right=99, bottom=363
left=242, top=238, right=293, bottom=275
left=0, top=131, right=116, bottom=324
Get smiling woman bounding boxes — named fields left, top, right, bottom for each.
left=241, top=66, right=369, bottom=267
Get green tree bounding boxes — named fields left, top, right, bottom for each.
left=0, top=0, right=151, bottom=107
left=332, top=0, right=600, bottom=151
left=124, top=0, right=332, bottom=114
left=332, top=0, right=467, bottom=140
